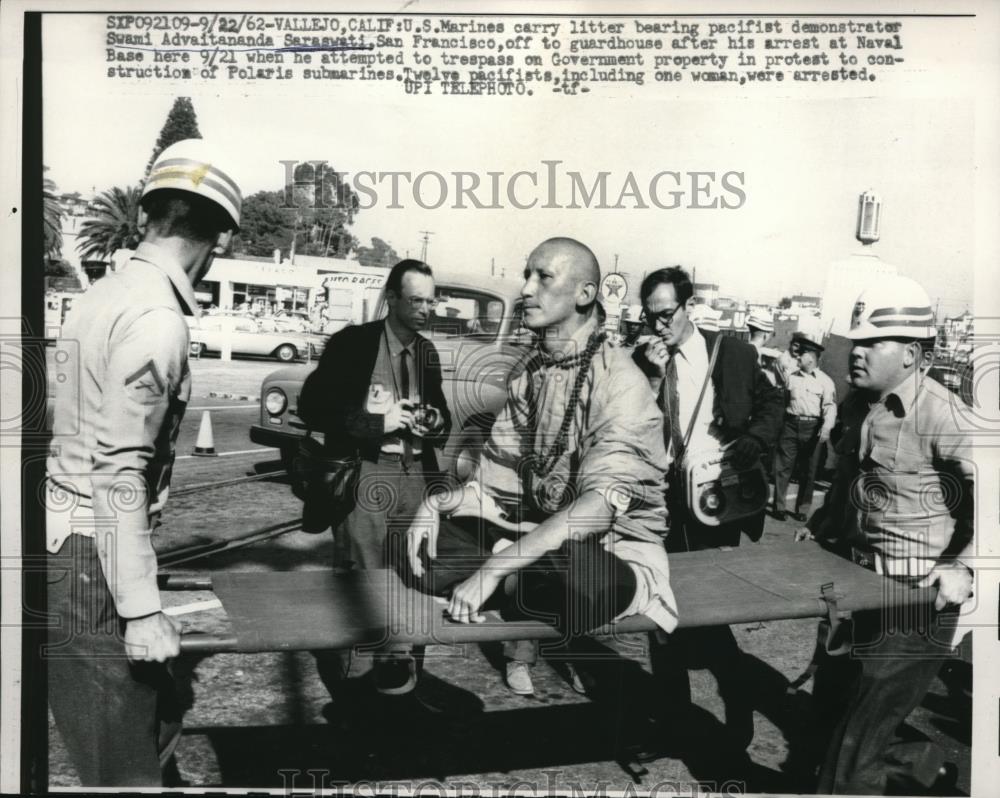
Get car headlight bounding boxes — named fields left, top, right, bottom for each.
left=264, top=388, right=287, bottom=416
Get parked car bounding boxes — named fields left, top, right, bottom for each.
left=250, top=273, right=528, bottom=473
left=928, top=364, right=974, bottom=407
left=189, top=314, right=320, bottom=362
left=271, top=309, right=313, bottom=332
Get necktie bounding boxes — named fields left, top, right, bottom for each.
left=399, top=348, right=414, bottom=465
left=664, top=352, right=683, bottom=460
left=399, top=348, right=410, bottom=400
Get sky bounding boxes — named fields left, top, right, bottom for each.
left=41, top=11, right=977, bottom=316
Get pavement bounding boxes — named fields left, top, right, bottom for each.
left=189, top=356, right=313, bottom=400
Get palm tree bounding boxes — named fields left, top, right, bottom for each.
left=76, top=185, right=142, bottom=263
left=42, top=169, right=63, bottom=260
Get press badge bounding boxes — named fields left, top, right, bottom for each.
left=366, top=382, right=392, bottom=413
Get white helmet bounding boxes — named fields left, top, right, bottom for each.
left=142, top=139, right=242, bottom=229
left=746, top=309, right=773, bottom=333
left=792, top=327, right=825, bottom=352
left=846, top=275, right=935, bottom=340
left=689, top=304, right=720, bottom=332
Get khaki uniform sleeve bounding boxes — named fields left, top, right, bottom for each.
left=933, top=422, right=975, bottom=567
left=91, top=308, right=188, bottom=618
left=820, top=373, right=838, bottom=436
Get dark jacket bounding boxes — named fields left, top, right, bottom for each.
left=696, top=329, right=784, bottom=450
left=297, top=320, right=452, bottom=479
left=634, top=328, right=784, bottom=541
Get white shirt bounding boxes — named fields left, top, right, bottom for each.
left=369, top=321, right=422, bottom=456
left=671, top=329, right=724, bottom=458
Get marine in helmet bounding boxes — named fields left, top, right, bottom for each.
left=798, top=274, right=974, bottom=794
left=46, top=139, right=241, bottom=786
left=746, top=309, right=780, bottom=386
left=771, top=323, right=837, bottom=522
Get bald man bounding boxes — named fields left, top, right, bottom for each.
left=405, top=237, right=677, bottom=686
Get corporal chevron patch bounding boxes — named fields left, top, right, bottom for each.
left=124, top=359, right=166, bottom=405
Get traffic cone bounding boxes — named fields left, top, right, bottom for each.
left=193, top=410, right=217, bottom=456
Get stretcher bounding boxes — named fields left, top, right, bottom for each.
left=166, top=542, right=937, bottom=654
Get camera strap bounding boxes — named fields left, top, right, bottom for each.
left=675, top=333, right=722, bottom=463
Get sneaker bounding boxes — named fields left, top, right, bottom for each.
left=505, top=660, right=534, bottom=696
left=373, top=657, right=417, bottom=696
left=157, top=719, right=183, bottom=768
left=565, top=662, right=589, bottom=695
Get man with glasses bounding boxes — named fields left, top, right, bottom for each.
left=299, top=259, right=451, bottom=701
left=631, top=266, right=784, bottom=759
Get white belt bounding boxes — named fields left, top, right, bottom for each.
left=875, top=553, right=937, bottom=579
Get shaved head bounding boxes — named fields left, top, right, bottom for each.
left=530, top=237, right=601, bottom=287
left=521, top=237, right=602, bottom=337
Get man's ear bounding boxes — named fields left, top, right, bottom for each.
left=902, top=341, right=919, bottom=368
left=578, top=280, right=597, bottom=306
left=136, top=206, right=148, bottom=236
left=684, top=297, right=696, bottom=311
left=212, top=230, right=233, bottom=256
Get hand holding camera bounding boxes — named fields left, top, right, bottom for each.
left=411, top=403, right=444, bottom=437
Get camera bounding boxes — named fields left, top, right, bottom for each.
left=411, top=403, right=440, bottom=434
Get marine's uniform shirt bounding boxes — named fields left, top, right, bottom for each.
left=810, top=374, right=974, bottom=579
left=46, top=242, right=195, bottom=618
left=474, top=318, right=679, bottom=633
left=785, top=366, right=837, bottom=436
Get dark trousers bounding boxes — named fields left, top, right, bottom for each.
left=647, top=490, right=755, bottom=747
left=773, top=415, right=823, bottom=514
left=815, top=599, right=958, bottom=794
left=316, top=458, right=426, bottom=693
left=413, top=516, right=638, bottom=641
left=47, top=535, right=170, bottom=787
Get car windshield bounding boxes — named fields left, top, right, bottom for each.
left=425, top=290, right=520, bottom=342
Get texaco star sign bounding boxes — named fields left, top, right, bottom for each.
left=600, top=273, right=628, bottom=302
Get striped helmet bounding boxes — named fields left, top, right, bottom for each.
left=142, top=139, right=242, bottom=229
left=846, top=275, right=936, bottom=340
left=689, top=303, right=720, bottom=332
left=746, top=309, right=773, bottom=333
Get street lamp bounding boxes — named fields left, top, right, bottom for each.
left=856, top=190, right=881, bottom=245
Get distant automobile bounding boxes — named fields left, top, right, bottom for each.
left=272, top=309, right=313, bottom=332
left=928, top=364, right=974, bottom=407
left=188, top=314, right=320, bottom=362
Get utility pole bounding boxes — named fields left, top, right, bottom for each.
left=418, top=230, right=434, bottom=263
left=491, top=257, right=495, bottom=277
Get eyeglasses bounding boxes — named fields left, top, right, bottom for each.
left=641, top=307, right=681, bottom=328
left=406, top=296, right=439, bottom=310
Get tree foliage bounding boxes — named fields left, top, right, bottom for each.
left=233, top=161, right=360, bottom=259
left=76, top=186, right=143, bottom=263
left=778, top=296, right=792, bottom=309
left=355, top=237, right=400, bottom=269
left=43, top=166, right=63, bottom=260
left=145, top=97, right=202, bottom=177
